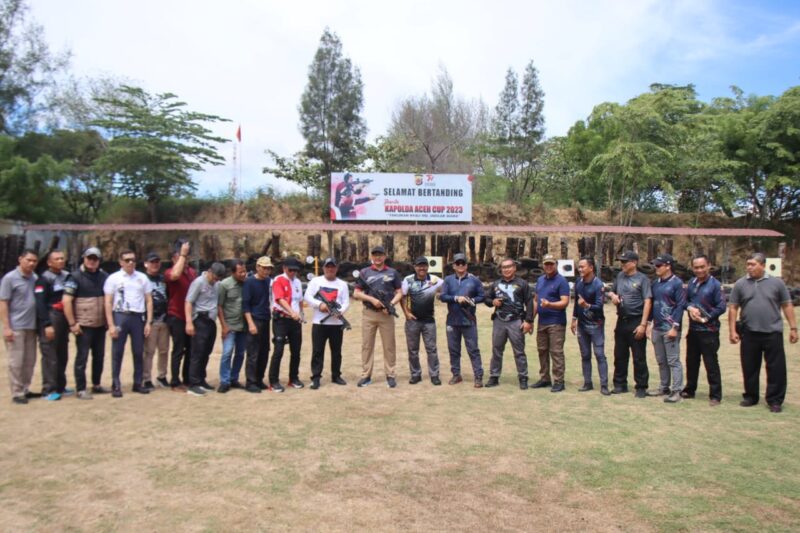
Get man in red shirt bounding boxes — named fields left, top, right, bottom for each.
left=268, top=257, right=305, bottom=391
left=165, top=240, right=196, bottom=391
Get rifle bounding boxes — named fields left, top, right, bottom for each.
left=374, top=289, right=399, bottom=317
left=314, top=292, right=352, bottom=330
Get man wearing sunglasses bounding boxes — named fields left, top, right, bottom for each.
left=269, top=257, right=306, bottom=391
left=103, top=250, right=154, bottom=397
left=648, top=254, right=687, bottom=404
left=184, top=262, right=227, bottom=396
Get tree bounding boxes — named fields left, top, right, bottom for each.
left=91, top=85, right=230, bottom=222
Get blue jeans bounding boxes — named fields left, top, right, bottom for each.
left=447, top=324, right=483, bottom=379
left=577, top=322, right=608, bottom=387
left=219, top=330, right=247, bottom=385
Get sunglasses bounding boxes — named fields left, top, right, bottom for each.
left=85, top=256, right=100, bottom=261
left=122, top=258, right=136, bottom=264
left=288, top=267, right=300, bottom=272
left=454, top=261, right=467, bottom=266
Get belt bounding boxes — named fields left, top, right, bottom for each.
left=114, top=310, right=144, bottom=315
left=194, top=312, right=216, bottom=321
left=619, top=314, right=643, bottom=321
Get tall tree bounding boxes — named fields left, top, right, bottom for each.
left=91, top=85, right=229, bottom=222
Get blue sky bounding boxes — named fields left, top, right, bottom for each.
left=29, top=0, right=800, bottom=195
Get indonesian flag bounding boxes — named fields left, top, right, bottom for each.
left=236, top=125, right=241, bottom=142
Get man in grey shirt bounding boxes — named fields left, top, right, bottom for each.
left=729, top=252, right=798, bottom=413
left=185, top=262, right=226, bottom=396
left=0, top=249, right=40, bottom=404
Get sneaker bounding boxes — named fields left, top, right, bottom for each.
left=24, top=391, right=42, bottom=399
left=664, top=391, right=682, bottom=403
left=680, top=390, right=695, bottom=399
left=611, top=387, right=629, bottom=394
left=486, top=376, right=500, bottom=388
left=357, top=377, right=372, bottom=387
left=448, top=375, right=463, bottom=385
left=647, top=388, right=669, bottom=397
left=200, top=381, right=215, bottom=392
left=530, top=380, right=552, bottom=389
left=578, top=383, right=594, bottom=392
left=288, top=379, right=305, bottom=389
left=550, top=383, right=565, bottom=393
left=387, top=377, right=397, bottom=388
left=230, top=381, right=244, bottom=389
left=77, top=390, right=93, bottom=400
left=172, top=384, right=188, bottom=392
left=270, top=382, right=285, bottom=393
left=92, top=385, right=110, bottom=394
left=709, top=399, right=721, bottom=406
left=601, top=386, right=611, bottom=396
left=112, top=388, right=123, bottom=398
left=245, top=384, right=262, bottom=393
left=634, top=389, right=647, bottom=399
left=332, top=376, right=347, bottom=386
left=474, top=378, right=483, bottom=388
left=132, top=385, right=150, bottom=394
left=310, top=378, right=320, bottom=390
left=409, top=375, right=422, bottom=385
left=45, top=392, right=62, bottom=401
left=156, top=377, right=170, bottom=388
left=519, top=377, right=528, bottom=390
left=187, top=386, right=206, bottom=396
left=143, top=381, right=155, bottom=392
left=431, top=376, right=442, bottom=386
left=62, top=387, right=75, bottom=396
left=12, top=396, right=28, bottom=405
left=769, top=404, right=782, bottom=413
left=217, top=383, right=231, bottom=393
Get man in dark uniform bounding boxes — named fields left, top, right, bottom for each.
left=401, top=257, right=444, bottom=385
left=35, top=249, right=73, bottom=401
left=243, top=256, right=273, bottom=393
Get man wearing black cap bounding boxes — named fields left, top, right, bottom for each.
left=304, top=257, right=350, bottom=389
left=269, top=257, right=306, bottom=391
left=607, top=250, right=652, bottom=397
left=353, top=245, right=402, bottom=388
left=63, top=247, right=109, bottom=399
left=142, top=252, right=170, bottom=391
left=401, top=256, right=444, bottom=385
left=184, top=262, right=227, bottom=396
left=35, top=249, right=73, bottom=401
left=648, top=253, right=687, bottom=403
left=440, top=253, right=486, bottom=387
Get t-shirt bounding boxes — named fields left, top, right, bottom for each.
left=217, top=276, right=244, bottom=331
left=271, top=273, right=303, bottom=317
left=355, top=265, right=402, bottom=311
left=242, top=275, right=271, bottom=321
left=0, top=268, right=38, bottom=330
left=573, top=275, right=605, bottom=327
left=103, top=270, right=152, bottom=313
left=611, top=271, right=652, bottom=318
left=729, top=274, right=792, bottom=333
left=147, top=273, right=168, bottom=323
left=165, top=265, right=197, bottom=321
left=303, top=276, right=350, bottom=325
left=186, top=273, right=219, bottom=321
left=535, top=273, right=570, bottom=326
left=486, top=276, right=534, bottom=323
left=401, top=274, right=443, bottom=323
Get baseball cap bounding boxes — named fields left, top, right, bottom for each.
left=371, top=245, right=386, bottom=255
left=322, top=257, right=337, bottom=267
left=652, top=253, right=674, bottom=267
left=452, top=253, right=467, bottom=264
left=145, top=252, right=161, bottom=262
left=542, top=254, right=557, bottom=264
left=209, top=262, right=227, bottom=279
left=83, top=247, right=101, bottom=258
left=283, top=257, right=302, bottom=270
left=618, top=250, right=639, bottom=262
left=414, top=256, right=429, bottom=266
left=256, top=256, right=274, bottom=268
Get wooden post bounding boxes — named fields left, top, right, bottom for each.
left=479, top=236, right=487, bottom=263
left=271, top=233, right=281, bottom=258
left=485, top=236, right=493, bottom=263
left=647, top=238, right=659, bottom=261
left=468, top=236, right=476, bottom=263
left=560, top=238, right=568, bottom=259
left=358, top=235, right=369, bottom=261
left=664, top=239, right=673, bottom=256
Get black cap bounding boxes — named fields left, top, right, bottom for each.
left=145, top=252, right=161, bottom=262
left=652, top=253, right=674, bottom=267
left=322, top=257, right=337, bottom=267
left=371, top=245, right=386, bottom=255
left=618, top=251, right=639, bottom=262
left=283, top=257, right=302, bottom=269
left=452, top=253, right=467, bottom=264
left=414, top=256, right=429, bottom=266
left=209, top=262, right=227, bottom=278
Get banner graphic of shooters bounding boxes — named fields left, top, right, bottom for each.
left=330, top=172, right=473, bottom=222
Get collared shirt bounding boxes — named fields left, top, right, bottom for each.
left=217, top=276, right=244, bottom=331
left=242, top=275, right=271, bottom=321
left=650, top=274, right=687, bottom=331
left=729, top=274, right=791, bottom=333
left=440, top=273, right=485, bottom=326
left=355, top=265, right=402, bottom=311
left=186, top=273, right=218, bottom=320
left=573, top=275, right=605, bottom=327
left=271, top=273, right=303, bottom=316
left=0, top=268, right=38, bottom=330
left=165, top=265, right=197, bottom=321
left=486, top=276, right=534, bottom=323
left=304, top=276, right=350, bottom=325
left=686, top=276, right=726, bottom=333
left=103, top=269, right=151, bottom=313
left=535, top=273, right=570, bottom=326
left=401, top=273, right=443, bottom=323
left=611, top=271, right=652, bottom=317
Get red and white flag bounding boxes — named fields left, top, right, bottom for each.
left=235, top=125, right=241, bottom=142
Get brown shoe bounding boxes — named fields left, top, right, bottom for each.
left=474, top=378, right=483, bottom=388
left=448, top=375, right=463, bottom=385
left=709, top=399, right=721, bottom=406
left=172, top=384, right=188, bottom=392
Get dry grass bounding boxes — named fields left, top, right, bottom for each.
left=1, top=304, right=798, bottom=532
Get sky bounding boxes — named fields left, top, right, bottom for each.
left=28, top=0, right=800, bottom=195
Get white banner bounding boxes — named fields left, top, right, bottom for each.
left=330, top=172, right=473, bottom=222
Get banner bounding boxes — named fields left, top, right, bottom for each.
left=330, top=172, right=473, bottom=222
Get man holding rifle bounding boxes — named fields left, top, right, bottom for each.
left=304, top=257, right=350, bottom=389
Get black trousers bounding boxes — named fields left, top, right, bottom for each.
left=269, top=316, right=302, bottom=384
left=167, top=315, right=191, bottom=386
left=245, top=318, right=270, bottom=387
left=74, top=326, right=105, bottom=391
left=40, top=310, right=69, bottom=393
left=613, top=316, right=649, bottom=390
left=311, top=324, right=344, bottom=380
left=740, top=331, right=786, bottom=406
left=189, top=316, right=216, bottom=387
left=684, top=330, right=722, bottom=400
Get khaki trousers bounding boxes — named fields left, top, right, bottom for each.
left=6, top=329, right=37, bottom=398
left=537, top=324, right=566, bottom=384
left=361, top=309, right=396, bottom=379
left=143, top=321, right=170, bottom=382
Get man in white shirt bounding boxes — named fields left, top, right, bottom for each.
left=103, top=250, right=153, bottom=398
left=304, top=257, right=350, bottom=389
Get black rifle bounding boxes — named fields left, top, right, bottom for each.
left=374, top=289, right=399, bottom=317
left=314, top=292, right=352, bottom=330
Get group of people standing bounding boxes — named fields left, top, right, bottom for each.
left=1, top=241, right=797, bottom=412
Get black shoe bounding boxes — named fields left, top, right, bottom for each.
left=245, top=384, right=262, bottom=393
left=530, top=380, right=552, bottom=389
left=132, top=384, right=150, bottom=394
left=634, top=389, right=647, bottom=399
left=409, top=375, right=422, bottom=385
left=288, top=379, right=305, bottom=389
left=270, top=382, right=285, bottom=393
left=112, top=388, right=123, bottom=398
left=12, top=396, right=28, bottom=405
left=579, top=383, right=594, bottom=392
left=739, top=398, right=758, bottom=407
left=387, top=377, right=397, bottom=388
left=143, top=381, right=155, bottom=392
left=431, top=376, right=442, bottom=386
left=24, top=391, right=42, bottom=398
left=611, top=387, right=629, bottom=394
left=230, top=381, right=244, bottom=389
left=332, top=376, right=347, bottom=386
left=601, top=386, right=611, bottom=396
left=310, top=378, right=320, bottom=390
left=550, top=383, right=565, bottom=393
left=357, top=377, right=371, bottom=387
left=680, top=390, right=695, bottom=399
left=448, top=375, right=463, bottom=385
left=257, top=382, right=268, bottom=390
left=187, top=386, right=206, bottom=397
left=519, top=377, right=528, bottom=390
left=156, top=377, right=170, bottom=388
left=474, top=378, right=483, bottom=388
left=200, top=381, right=215, bottom=392
left=217, top=383, right=230, bottom=393
left=769, top=404, right=782, bottom=413
left=486, top=376, right=500, bottom=388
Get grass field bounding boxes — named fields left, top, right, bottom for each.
left=1, top=303, right=798, bottom=532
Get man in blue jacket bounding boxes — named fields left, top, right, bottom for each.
left=440, top=253, right=485, bottom=387
left=649, top=254, right=687, bottom=403
left=571, top=256, right=609, bottom=395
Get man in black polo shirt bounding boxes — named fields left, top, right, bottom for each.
left=35, top=249, right=73, bottom=401
left=401, top=257, right=444, bottom=385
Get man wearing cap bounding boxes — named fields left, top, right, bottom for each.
left=683, top=254, right=726, bottom=405
left=648, top=253, right=687, bottom=403
left=243, top=256, right=273, bottom=393
left=440, top=253, right=486, bottom=388
left=165, top=240, right=195, bottom=391
left=304, top=257, right=350, bottom=389
left=533, top=254, right=571, bottom=392
left=184, top=262, right=226, bottom=396
left=571, top=257, right=609, bottom=395
left=104, top=250, right=154, bottom=397
left=142, top=252, right=170, bottom=391
left=63, top=247, right=109, bottom=399
left=607, top=250, right=652, bottom=398
left=401, top=256, right=444, bottom=386
left=217, top=260, right=247, bottom=393
left=35, top=249, right=73, bottom=401
left=1, top=249, right=40, bottom=404
left=485, top=258, right=534, bottom=390
left=269, top=257, right=306, bottom=391
left=729, top=252, right=798, bottom=413
left=353, top=245, right=402, bottom=388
